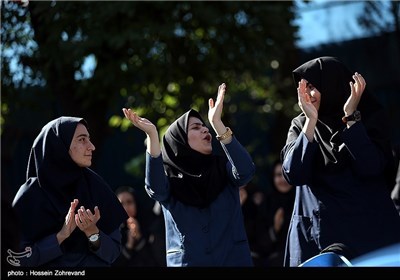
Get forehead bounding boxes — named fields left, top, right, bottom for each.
left=188, top=116, right=203, bottom=125
left=117, top=191, right=135, bottom=201
left=73, top=123, right=89, bottom=136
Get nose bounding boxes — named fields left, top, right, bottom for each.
left=202, top=126, right=209, bottom=133
left=88, top=141, right=96, bottom=151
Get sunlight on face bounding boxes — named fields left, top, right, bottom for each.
left=69, top=123, right=95, bottom=167
left=305, top=82, right=321, bottom=111
left=187, top=117, right=212, bottom=155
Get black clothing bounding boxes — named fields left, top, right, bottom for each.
left=112, top=223, right=159, bottom=267
left=282, top=57, right=400, bottom=267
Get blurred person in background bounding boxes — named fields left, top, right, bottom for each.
left=254, top=159, right=295, bottom=267
left=238, top=183, right=268, bottom=266
left=113, top=186, right=159, bottom=267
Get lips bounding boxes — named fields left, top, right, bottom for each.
left=204, top=134, right=211, bottom=142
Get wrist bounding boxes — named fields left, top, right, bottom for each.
left=342, top=110, right=361, bottom=124
left=216, top=127, right=233, bottom=142
left=56, top=231, right=68, bottom=244
left=85, top=227, right=100, bottom=238
left=88, top=232, right=101, bottom=251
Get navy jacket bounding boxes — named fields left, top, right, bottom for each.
left=145, top=137, right=255, bottom=266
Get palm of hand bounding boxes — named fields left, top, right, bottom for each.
left=136, top=117, right=156, bottom=134
left=343, top=72, right=365, bottom=114
left=298, top=81, right=317, bottom=119
left=123, top=108, right=156, bottom=134
left=208, top=83, right=225, bottom=123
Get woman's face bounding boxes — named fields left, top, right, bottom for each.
left=69, top=123, right=95, bottom=167
left=117, top=191, right=137, bottom=218
left=274, top=163, right=293, bottom=194
left=187, top=116, right=212, bottom=155
left=305, top=82, right=321, bottom=111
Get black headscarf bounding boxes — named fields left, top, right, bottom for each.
left=161, top=109, right=228, bottom=208
left=12, top=117, right=127, bottom=250
left=290, top=56, right=393, bottom=175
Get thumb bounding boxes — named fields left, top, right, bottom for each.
left=94, top=206, right=100, bottom=218
left=208, top=98, right=214, bottom=109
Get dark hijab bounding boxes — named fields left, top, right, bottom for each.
left=289, top=56, right=393, bottom=175
left=12, top=117, right=127, bottom=249
left=161, top=109, right=228, bottom=208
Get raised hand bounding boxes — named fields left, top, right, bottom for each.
left=343, top=72, right=366, bottom=116
left=122, top=107, right=161, bottom=157
left=56, top=199, right=79, bottom=244
left=75, top=205, right=101, bottom=237
left=125, top=217, right=140, bottom=249
left=122, top=108, right=157, bottom=136
left=208, top=83, right=226, bottom=126
left=298, top=79, right=318, bottom=120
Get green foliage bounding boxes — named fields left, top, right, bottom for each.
left=2, top=1, right=300, bottom=188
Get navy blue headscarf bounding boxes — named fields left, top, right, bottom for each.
left=12, top=117, right=127, bottom=251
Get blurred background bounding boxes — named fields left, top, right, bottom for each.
left=2, top=0, right=400, bottom=212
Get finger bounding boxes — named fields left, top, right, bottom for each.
left=219, top=83, right=226, bottom=93
left=217, top=83, right=226, bottom=99
left=85, top=208, right=94, bottom=220
left=122, top=108, right=129, bottom=117
left=353, top=74, right=361, bottom=86
left=77, top=208, right=89, bottom=225
left=69, top=199, right=78, bottom=212
left=357, top=74, right=366, bottom=89
left=94, top=206, right=101, bottom=219
left=349, top=81, right=355, bottom=95
left=216, top=91, right=225, bottom=106
left=74, top=213, right=81, bottom=227
left=208, top=98, right=214, bottom=109
left=357, top=73, right=365, bottom=84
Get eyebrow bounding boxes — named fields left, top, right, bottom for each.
left=188, top=122, right=203, bottom=127
left=75, top=133, right=90, bottom=138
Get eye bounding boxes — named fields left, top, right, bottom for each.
left=190, top=124, right=202, bottom=130
left=78, top=137, right=89, bottom=143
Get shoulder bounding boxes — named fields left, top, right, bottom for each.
left=291, top=114, right=306, bottom=127
left=12, top=178, right=41, bottom=207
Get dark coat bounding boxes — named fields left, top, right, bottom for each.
left=145, top=109, right=255, bottom=266
left=281, top=57, right=400, bottom=267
